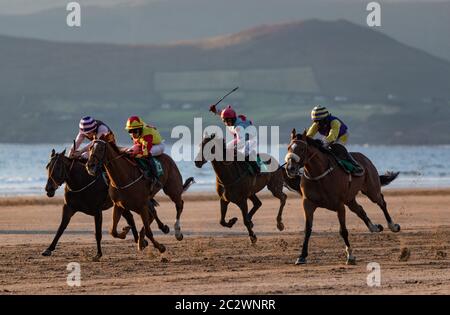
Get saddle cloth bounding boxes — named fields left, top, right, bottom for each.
left=137, top=157, right=164, bottom=178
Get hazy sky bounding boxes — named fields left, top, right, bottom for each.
left=0, top=0, right=446, bottom=15
left=0, top=0, right=146, bottom=15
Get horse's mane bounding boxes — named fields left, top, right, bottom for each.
left=295, top=134, right=329, bottom=154
left=204, top=136, right=240, bottom=160
left=206, top=136, right=227, bottom=150
left=107, top=141, right=122, bottom=154
left=98, top=139, right=122, bottom=155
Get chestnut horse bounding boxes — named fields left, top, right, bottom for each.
left=44, top=149, right=140, bottom=260
left=86, top=139, right=194, bottom=252
left=195, top=134, right=287, bottom=243
left=285, top=129, right=400, bottom=265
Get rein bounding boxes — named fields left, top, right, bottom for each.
left=66, top=174, right=102, bottom=193
left=49, top=156, right=103, bottom=193
left=303, top=164, right=335, bottom=181
left=93, top=140, right=144, bottom=190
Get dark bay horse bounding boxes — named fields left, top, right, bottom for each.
left=285, top=129, right=400, bottom=265
left=86, top=140, right=194, bottom=252
left=44, top=149, right=140, bottom=261
left=195, top=134, right=287, bottom=243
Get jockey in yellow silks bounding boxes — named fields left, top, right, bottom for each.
left=124, top=116, right=165, bottom=187
left=124, top=116, right=164, bottom=158
left=306, top=106, right=362, bottom=173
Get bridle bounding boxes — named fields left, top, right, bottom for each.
left=47, top=153, right=101, bottom=193
left=285, top=139, right=334, bottom=181
left=285, top=140, right=309, bottom=177
left=48, top=154, right=72, bottom=187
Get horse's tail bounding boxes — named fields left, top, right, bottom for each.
left=379, top=171, right=399, bottom=186
left=182, top=177, right=195, bottom=193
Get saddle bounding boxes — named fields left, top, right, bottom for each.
left=245, top=155, right=269, bottom=176
left=326, top=144, right=364, bottom=176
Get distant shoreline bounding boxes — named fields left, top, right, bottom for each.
left=1, top=188, right=450, bottom=207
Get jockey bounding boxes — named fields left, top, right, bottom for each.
left=69, top=116, right=116, bottom=160
left=124, top=116, right=165, bottom=185
left=210, top=104, right=259, bottom=174
left=306, top=105, right=362, bottom=173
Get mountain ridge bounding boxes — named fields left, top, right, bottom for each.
left=1, top=19, right=449, bottom=144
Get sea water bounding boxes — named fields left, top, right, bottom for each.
left=0, top=143, right=449, bottom=196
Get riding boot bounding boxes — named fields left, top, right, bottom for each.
left=249, top=161, right=260, bottom=175
left=148, top=157, right=163, bottom=190
left=330, top=143, right=363, bottom=174
left=147, top=158, right=157, bottom=178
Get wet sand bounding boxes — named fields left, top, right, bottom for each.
left=0, top=189, right=449, bottom=294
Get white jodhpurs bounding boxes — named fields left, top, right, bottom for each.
left=150, top=143, right=165, bottom=156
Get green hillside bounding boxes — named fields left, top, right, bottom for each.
left=1, top=20, right=450, bottom=144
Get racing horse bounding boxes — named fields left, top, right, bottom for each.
left=195, top=133, right=287, bottom=244
left=285, top=129, right=400, bottom=265
left=86, top=139, right=194, bottom=253
left=44, top=149, right=142, bottom=261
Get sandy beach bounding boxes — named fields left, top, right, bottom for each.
left=0, top=188, right=449, bottom=295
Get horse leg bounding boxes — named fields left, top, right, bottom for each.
left=165, top=188, right=185, bottom=241
left=110, top=205, right=127, bottom=239
left=376, top=194, right=401, bottom=232
left=237, top=199, right=257, bottom=244
left=174, top=198, right=184, bottom=241
left=346, top=198, right=383, bottom=233
left=140, top=205, right=166, bottom=253
left=247, top=194, right=262, bottom=222
left=268, top=182, right=287, bottom=231
left=138, top=227, right=147, bottom=251
left=148, top=202, right=170, bottom=235
left=42, top=204, right=74, bottom=256
left=122, top=209, right=139, bottom=243
left=295, top=199, right=316, bottom=265
left=337, top=204, right=356, bottom=265
left=93, top=211, right=103, bottom=261
left=220, top=198, right=237, bottom=228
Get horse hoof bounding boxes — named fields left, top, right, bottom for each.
left=138, top=240, right=147, bottom=251
left=295, top=257, right=306, bottom=265
left=229, top=217, right=238, bottom=227
left=390, top=223, right=401, bottom=233
left=175, top=233, right=184, bottom=241
left=158, top=244, right=166, bottom=253
left=346, top=257, right=357, bottom=265
left=92, top=254, right=102, bottom=262
left=162, top=225, right=170, bottom=234
left=377, top=224, right=384, bottom=232
left=277, top=222, right=285, bottom=231
left=122, top=226, right=131, bottom=233
left=42, top=249, right=52, bottom=257
left=250, top=235, right=257, bottom=244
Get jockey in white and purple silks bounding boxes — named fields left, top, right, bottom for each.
left=69, top=116, right=116, bottom=159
